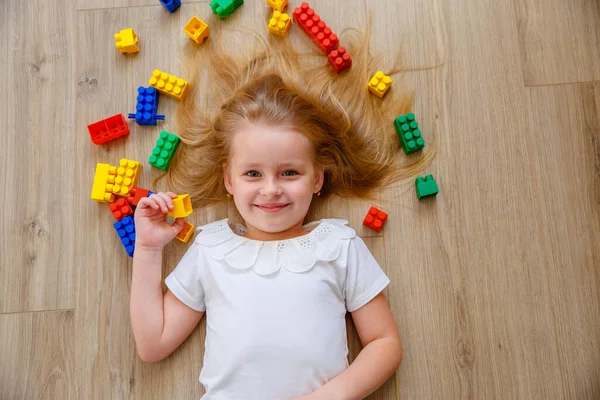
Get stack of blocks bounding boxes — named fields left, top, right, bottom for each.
left=128, top=87, right=164, bottom=126
left=149, top=131, right=181, bottom=171
left=210, top=0, right=244, bottom=19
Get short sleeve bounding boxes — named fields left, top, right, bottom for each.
left=165, top=243, right=206, bottom=312
left=344, top=236, right=390, bottom=312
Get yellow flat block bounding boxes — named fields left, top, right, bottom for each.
left=111, top=158, right=141, bottom=197
left=184, top=16, right=209, bottom=45
left=267, top=0, right=288, bottom=12
left=115, top=28, right=139, bottom=54
left=176, top=221, right=195, bottom=243
left=168, top=194, right=193, bottom=218
left=91, top=163, right=117, bottom=203
left=268, top=11, right=291, bottom=36
left=367, top=71, right=392, bottom=98
left=149, top=69, right=189, bottom=100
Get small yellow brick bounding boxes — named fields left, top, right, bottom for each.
left=184, top=16, right=210, bottom=45
left=148, top=69, right=189, bottom=100
left=267, top=0, right=288, bottom=12
left=114, top=28, right=139, bottom=54
left=368, top=71, right=392, bottom=98
left=268, top=11, right=291, bottom=37
left=168, top=194, right=193, bottom=219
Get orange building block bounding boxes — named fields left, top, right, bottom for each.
left=148, top=69, right=189, bottom=100
left=109, top=198, right=134, bottom=221
left=176, top=221, right=195, bottom=243
left=363, top=206, right=388, bottom=232
left=168, top=194, right=193, bottom=218
left=368, top=71, right=392, bottom=98
left=184, top=16, right=210, bottom=44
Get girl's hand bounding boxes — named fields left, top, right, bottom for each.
left=134, top=192, right=185, bottom=252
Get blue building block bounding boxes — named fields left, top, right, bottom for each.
left=159, top=0, right=181, bottom=13
left=128, top=87, right=165, bottom=126
left=210, top=0, right=243, bottom=18
left=114, top=216, right=136, bottom=257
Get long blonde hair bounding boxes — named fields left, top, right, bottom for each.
left=163, top=20, right=435, bottom=213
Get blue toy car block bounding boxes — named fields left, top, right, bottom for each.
left=159, top=0, right=181, bottom=13
left=114, top=216, right=136, bottom=257
left=128, top=87, right=165, bottom=126
left=210, top=0, right=243, bottom=18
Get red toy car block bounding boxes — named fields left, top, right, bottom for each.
left=292, top=2, right=339, bottom=54
left=363, top=206, right=388, bottom=232
left=328, top=47, right=352, bottom=73
left=88, top=114, right=130, bottom=145
left=126, top=187, right=150, bottom=208
left=109, top=198, right=134, bottom=221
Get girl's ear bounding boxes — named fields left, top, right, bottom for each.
left=313, top=164, right=324, bottom=193
left=223, top=163, right=233, bottom=193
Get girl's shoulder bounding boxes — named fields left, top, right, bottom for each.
left=192, top=218, right=358, bottom=275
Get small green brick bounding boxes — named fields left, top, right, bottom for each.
left=415, top=174, right=439, bottom=200
left=210, top=0, right=243, bottom=18
left=149, top=131, right=180, bottom=171
left=394, top=112, right=425, bottom=154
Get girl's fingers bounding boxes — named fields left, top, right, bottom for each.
left=167, top=192, right=178, bottom=199
left=150, top=193, right=169, bottom=213
left=156, top=192, right=174, bottom=210
left=138, top=196, right=159, bottom=210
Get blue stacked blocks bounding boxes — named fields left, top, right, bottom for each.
left=114, top=216, right=136, bottom=257
left=128, top=87, right=165, bottom=126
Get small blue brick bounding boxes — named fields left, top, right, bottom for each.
left=128, top=87, right=165, bottom=126
left=159, top=0, right=181, bottom=13
left=114, top=216, right=136, bottom=257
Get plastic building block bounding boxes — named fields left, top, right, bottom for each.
left=394, top=112, right=425, bottom=154
left=168, top=194, right=193, bottom=218
left=368, top=71, right=392, bottom=98
left=210, top=0, right=243, bottom=19
left=88, top=114, right=130, bottom=145
left=176, top=221, right=195, bottom=243
left=148, top=191, right=156, bottom=197
left=328, top=46, right=352, bottom=73
left=111, top=158, right=141, bottom=197
left=148, top=69, right=188, bottom=100
left=268, top=11, right=291, bottom=37
left=267, top=0, right=288, bottom=12
left=292, top=2, right=339, bottom=54
left=114, top=216, right=136, bottom=257
left=127, top=187, right=150, bottom=208
left=128, top=87, right=165, bottom=126
left=184, top=16, right=210, bottom=44
left=114, top=28, right=139, bottom=54
left=415, top=175, right=439, bottom=200
left=363, top=206, right=388, bottom=233
left=159, top=0, right=181, bottom=13
left=91, top=163, right=117, bottom=203
left=149, top=131, right=180, bottom=171
left=109, top=198, right=134, bottom=221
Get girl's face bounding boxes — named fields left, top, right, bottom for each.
left=223, top=122, right=324, bottom=241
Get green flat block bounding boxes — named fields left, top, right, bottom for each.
left=394, top=112, right=425, bottom=154
left=149, top=131, right=180, bottom=171
left=415, top=174, right=439, bottom=200
left=210, top=0, right=243, bottom=18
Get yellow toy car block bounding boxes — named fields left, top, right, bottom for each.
left=176, top=221, right=195, bottom=243
left=168, top=194, right=193, bottom=218
left=111, top=158, right=141, bottom=197
left=267, top=0, right=288, bottom=12
left=268, top=11, right=291, bottom=37
left=184, top=16, right=210, bottom=45
left=368, top=71, right=392, bottom=98
left=148, top=69, right=189, bottom=100
left=91, top=163, right=117, bottom=203
left=114, top=28, right=139, bottom=54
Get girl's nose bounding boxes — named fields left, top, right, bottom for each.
left=260, top=179, right=283, bottom=197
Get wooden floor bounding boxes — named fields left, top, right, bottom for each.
left=1, top=0, right=599, bottom=398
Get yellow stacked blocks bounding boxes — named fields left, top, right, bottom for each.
left=114, top=28, right=140, bottom=54
left=149, top=69, right=189, bottom=100
left=184, top=16, right=210, bottom=45
left=168, top=194, right=193, bottom=218
left=267, top=0, right=288, bottom=12
left=176, top=221, right=195, bottom=243
left=111, top=158, right=141, bottom=197
left=91, top=163, right=117, bottom=203
left=368, top=71, right=392, bottom=98
left=268, top=11, right=291, bottom=36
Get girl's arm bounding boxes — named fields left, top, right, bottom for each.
left=300, top=293, right=403, bottom=400
left=130, top=192, right=205, bottom=362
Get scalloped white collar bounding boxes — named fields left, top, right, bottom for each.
left=195, top=218, right=356, bottom=275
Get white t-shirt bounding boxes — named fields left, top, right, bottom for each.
left=165, top=218, right=390, bottom=400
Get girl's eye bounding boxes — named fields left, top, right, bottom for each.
left=283, top=170, right=298, bottom=176
left=245, top=171, right=261, bottom=178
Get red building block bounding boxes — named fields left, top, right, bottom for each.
left=109, top=198, right=134, bottom=221
left=292, top=2, right=339, bottom=54
left=127, top=187, right=150, bottom=208
left=328, top=47, right=352, bottom=73
left=88, top=114, right=130, bottom=145
left=363, top=206, right=388, bottom=232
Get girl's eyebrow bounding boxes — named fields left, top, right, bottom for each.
left=238, top=161, right=303, bottom=169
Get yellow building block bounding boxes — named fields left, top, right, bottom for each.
left=367, top=71, right=392, bottom=98
left=267, top=0, right=288, bottom=12
left=184, top=16, right=210, bottom=45
left=114, top=28, right=139, bottom=54
left=176, top=221, right=195, bottom=243
left=148, top=69, right=189, bottom=100
left=111, top=158, right=141, bottom=197
left=168, top=194, right=193, bottom=218
left=268, top=11, right=291, bottom=37
left=91, top=163, right=117, bottom=203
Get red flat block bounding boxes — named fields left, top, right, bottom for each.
left=127, top=187, right=150, bottom=207
left=328, top=46, right=352, bottom=73
left=363, top=206, right=388, bottom=233
left=109, top=198, right=134, bottom=221
left=292, top=2, right=339, bottom=54
left=88, top=114, right=130, bottom=145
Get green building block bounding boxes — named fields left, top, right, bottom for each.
left=415, top=174, right=439, bottom=200
left=394, top=112, right=425, bottom=154
left=149, top=131, right=180, bottom=171
left=210, top=0, right=243, bottom=18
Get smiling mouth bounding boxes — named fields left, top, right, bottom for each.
left=254, top=204, right=290, bottom=213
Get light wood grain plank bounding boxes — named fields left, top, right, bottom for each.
left=514, top=0, right=600, bottom=85
left=0, top=311, right=76, bottom=400
left=0, top=0, right=76, bottom=313
left=78, top=0, right=208, bottom=12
